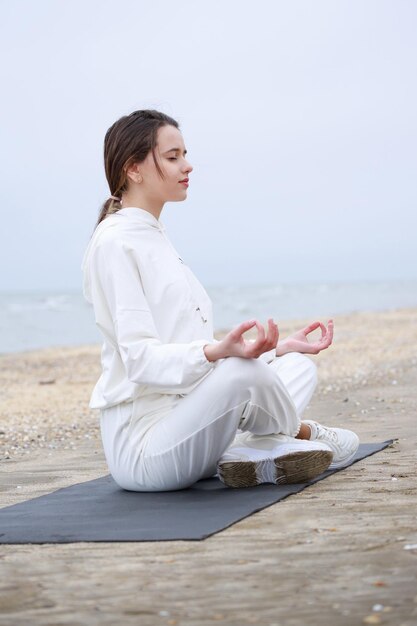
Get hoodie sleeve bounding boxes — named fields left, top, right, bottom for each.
left=92, top=238, right=217, bottom=392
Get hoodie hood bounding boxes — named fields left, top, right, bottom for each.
left=81, top=207, right=165, bottom=303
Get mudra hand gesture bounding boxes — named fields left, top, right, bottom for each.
left=223, top=319, right=279, bottom=359
left=274, top=319, right=334, bottom=356
left=205, top=318, right=334, bottom=361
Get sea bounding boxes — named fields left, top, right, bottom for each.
left=1, top=279, right=416, bottom=354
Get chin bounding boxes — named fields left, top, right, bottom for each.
left=171, top=191, right=188, bottom=202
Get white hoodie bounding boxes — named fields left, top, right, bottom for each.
left=81, top=207, right=276, bottom=416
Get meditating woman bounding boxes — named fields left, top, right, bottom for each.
left=81, top=109, right=359, bottom=492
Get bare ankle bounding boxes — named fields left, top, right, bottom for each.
left=296, top=423, right=312, bottom=440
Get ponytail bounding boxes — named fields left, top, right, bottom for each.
left=96, top=196, right=122, bottom=226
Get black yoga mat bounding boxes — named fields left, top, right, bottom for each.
left=0, top=441, right=393, bottom=544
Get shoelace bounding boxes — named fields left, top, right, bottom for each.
left=315, top=423, right=339, bottom=443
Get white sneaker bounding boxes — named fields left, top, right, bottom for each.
left=303, top=420, right=360, bottom=469
left=216, top=435, right=334, bottom=488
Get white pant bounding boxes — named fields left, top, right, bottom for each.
left=100, top=352, right=318, bottom=492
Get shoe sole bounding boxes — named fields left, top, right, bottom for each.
left=217, top=449, right=333, bottom=489
left=329, top=448, right=359, bottom=469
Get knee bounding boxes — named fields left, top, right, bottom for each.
left=281, top=352, right=318, bottom=387
left=216, top=356, right=271, bottom=388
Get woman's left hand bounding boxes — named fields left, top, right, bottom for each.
left=275, top=320, right=334, bottom=356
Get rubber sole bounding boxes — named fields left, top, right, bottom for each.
left=217, top=449, right=334, bottom=489
left=328, top=449, right=358, bottom=470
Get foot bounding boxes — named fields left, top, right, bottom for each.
left=216, top=436, right=334, bottom=488
left=303, top=420, right=360, bottom=469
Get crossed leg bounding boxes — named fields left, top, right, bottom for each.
left=121, top=352, right=318, bottom=491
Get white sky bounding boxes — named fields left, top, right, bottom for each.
left=1, top=0, right=416, bottom=290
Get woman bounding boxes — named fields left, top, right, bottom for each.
left=81, top=109, right=359, bottom=492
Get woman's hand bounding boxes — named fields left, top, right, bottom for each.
left=205, top=318, right=279, bottom=361
left=275, top=320, right=334, bottom=356
left=226, top=318, right=279, bottom=358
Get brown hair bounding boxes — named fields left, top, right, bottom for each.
left=95, top=109, right=180, bottom=229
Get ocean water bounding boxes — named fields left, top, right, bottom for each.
left=1, top=280, right=416, bottom=354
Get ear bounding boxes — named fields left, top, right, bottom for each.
left=125, top=161, right=142, bottom=184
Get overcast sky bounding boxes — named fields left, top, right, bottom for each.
left=1, top=0, right=416, bottom=290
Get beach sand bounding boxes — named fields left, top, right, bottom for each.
left=0, top=308, right=416, bottom=625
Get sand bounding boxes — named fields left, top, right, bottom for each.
left=0, top=308, right=416, bottom=625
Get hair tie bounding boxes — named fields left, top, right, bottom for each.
left=109, top=195, right=121, bottom=202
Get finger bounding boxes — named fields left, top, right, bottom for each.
left=250, top=319, right=277, bottom=355
left=272, top=319, right=279, bottom=344
left=303, top=321, right=321, bottom=334
left=314, top=320, right=335, bottom=350
left=318, top=327, right=334, bottom=348
left=252, top=320, right=266, bottom=344
left=242, top=320, right=265, bottom=349
left=318, top=336, right=331, bottom=349
left=327, top=320, right=334, bottom=343
left=319, top=319, right=333, bottom=338
left=265, top=318, right=279, bottom=348
left=244, top=321, right=268, bottom=356
left=229, top=319, right=257, bottom=340
left=324, top=320, right=334, bottom=337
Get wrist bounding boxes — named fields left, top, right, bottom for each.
left=275, top=340, right=288, bottom=357
left=203, top=342, right=223, bottom=362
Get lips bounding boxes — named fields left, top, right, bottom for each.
left=179, top=178, right=189, bottom=183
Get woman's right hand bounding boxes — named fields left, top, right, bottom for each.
left=205, top=319, right=279, bottom=361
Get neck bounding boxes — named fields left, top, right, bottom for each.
left=120, top=191, right=164, bottom=221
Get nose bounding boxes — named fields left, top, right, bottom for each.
left=184, top=159, right=193, bottom=174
